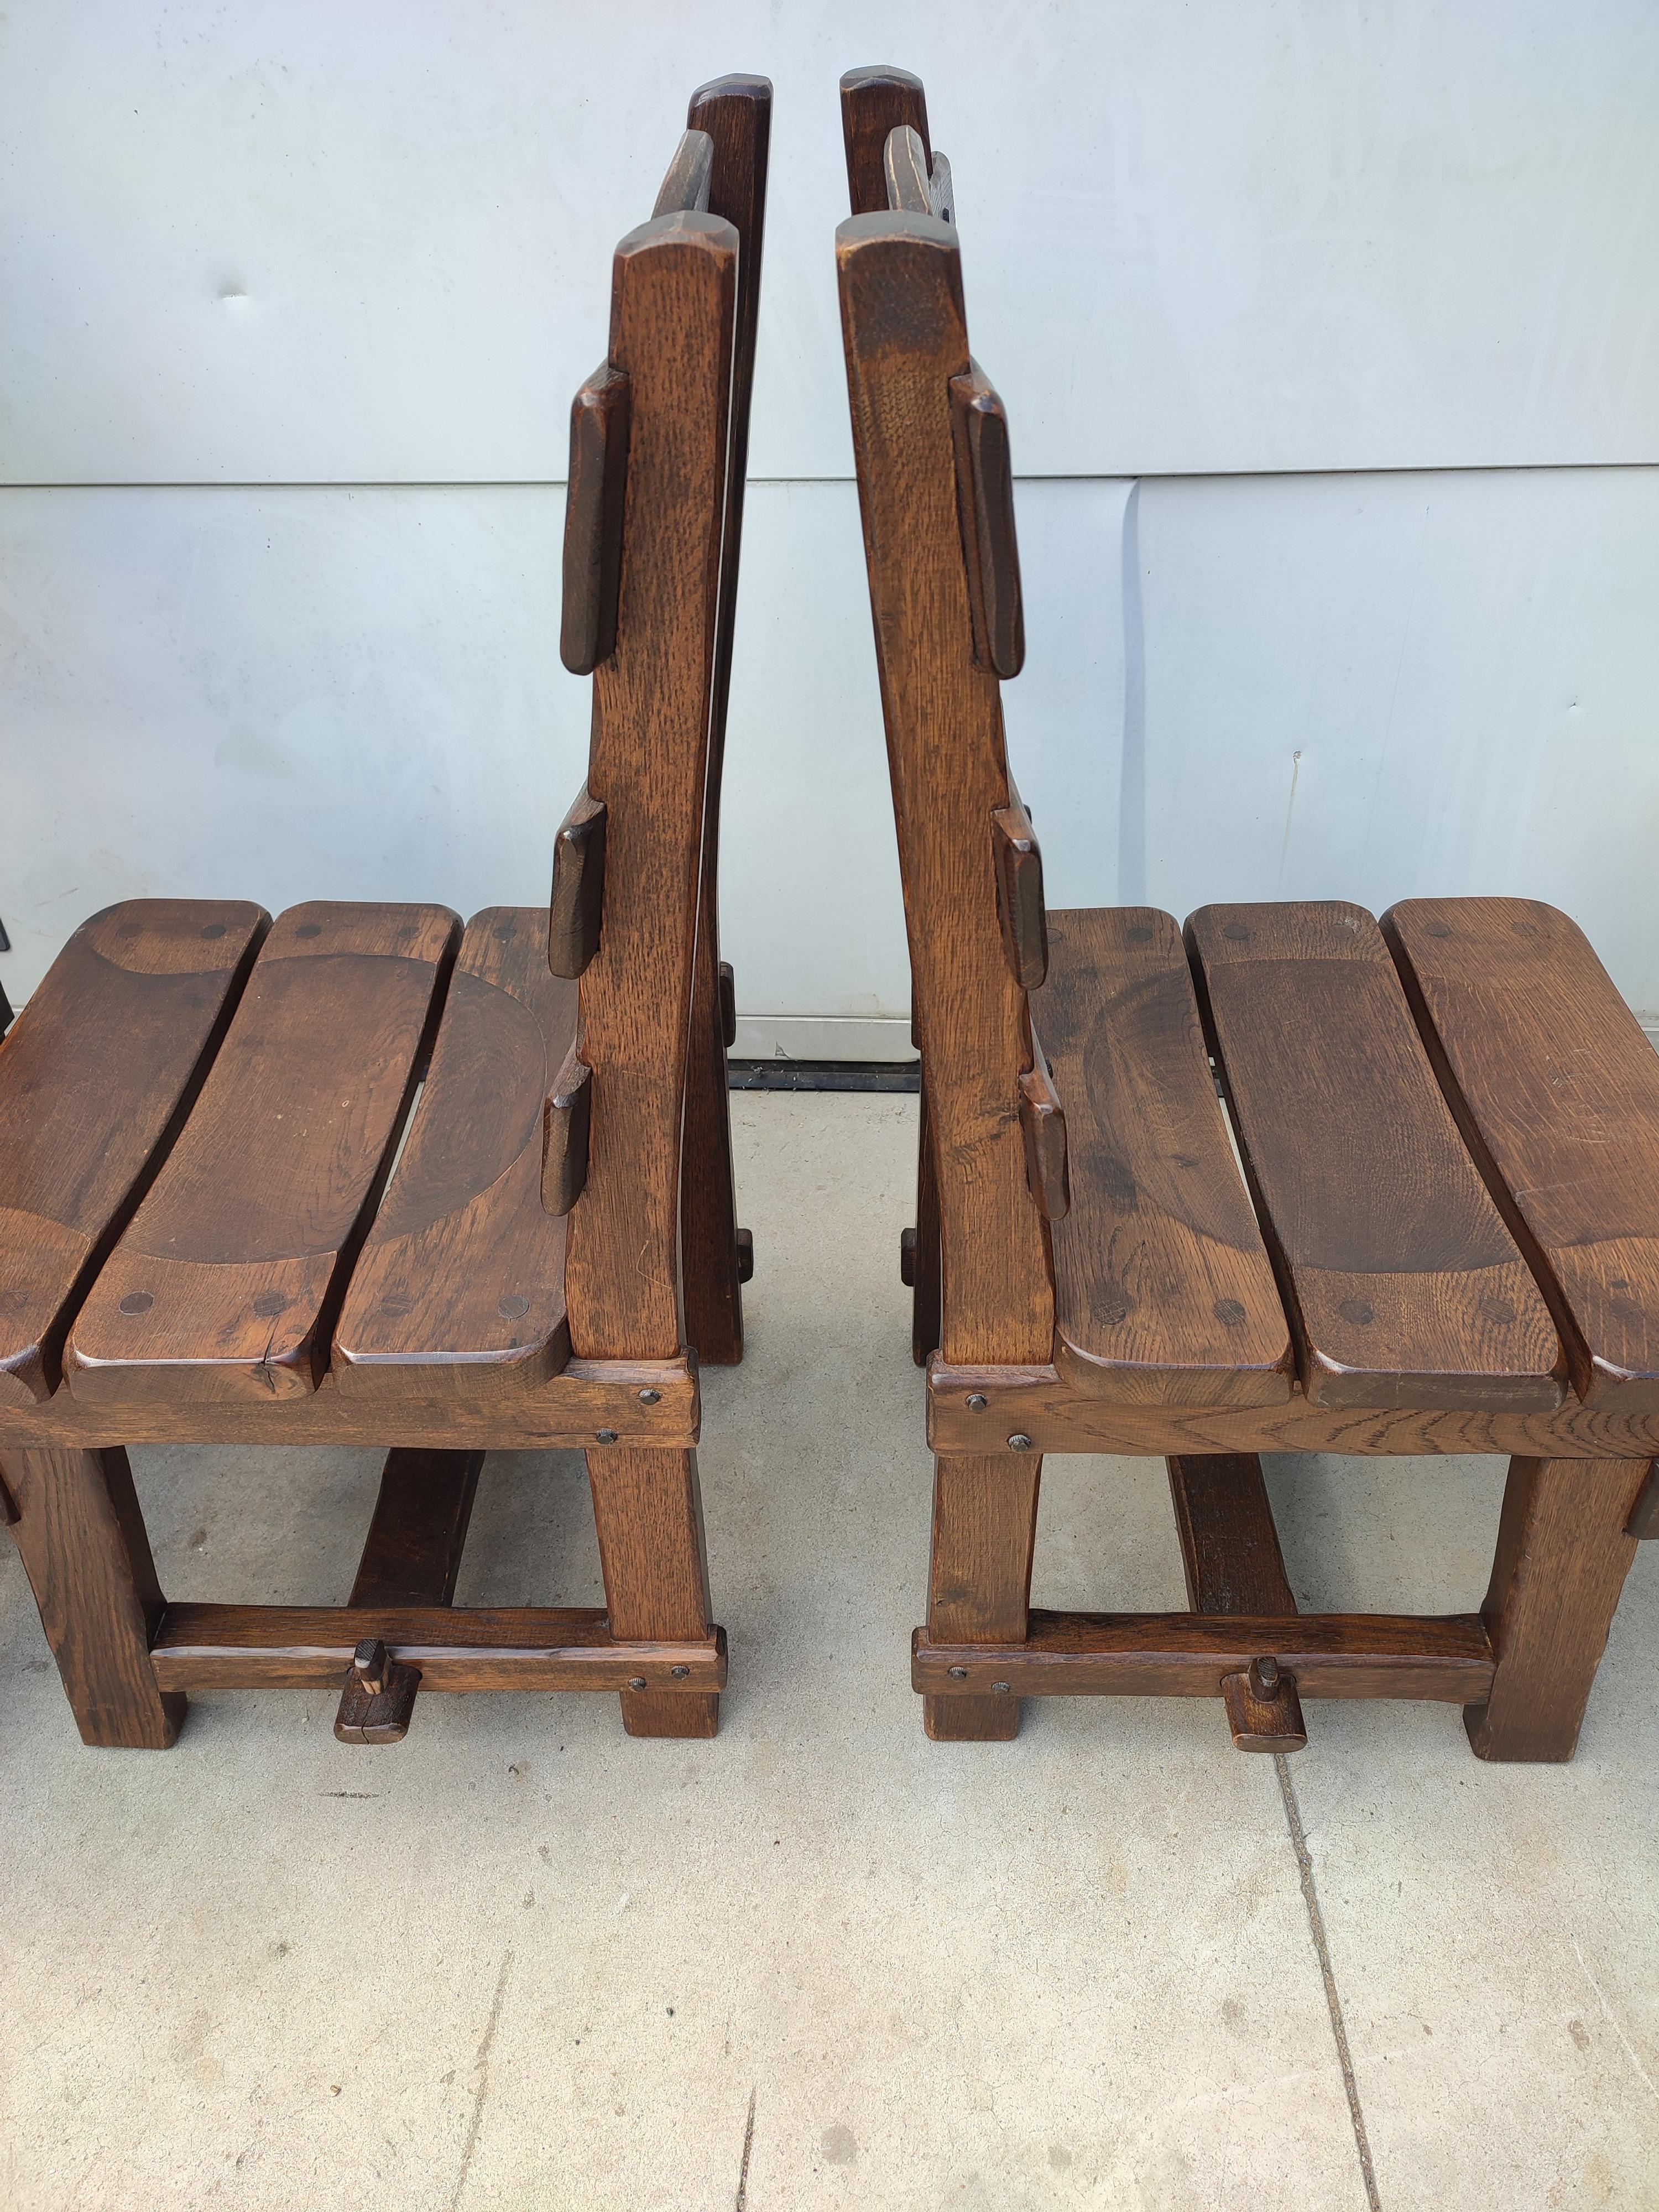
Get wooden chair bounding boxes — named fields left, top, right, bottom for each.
left=837, top=66, right=1659, bottom=1760
left=0, top=75, right=770, bottom=1750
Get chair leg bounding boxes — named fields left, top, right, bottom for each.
left=1464, top=1457, right=1648, bottom=1762
left=910, top=1080, right=942, bottom=1366
left=587, top=1445, right=719, bottom=1738
left=924, top=1452, right=1041, bottom=1742
left=2, top=1446, right=185, bottom=1748
left=680, top=930, right=745, bottom=1366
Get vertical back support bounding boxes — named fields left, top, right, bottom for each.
left=836, top=210, right=1053, bottom=1364
left=562, top=210, right=738, bottom=1360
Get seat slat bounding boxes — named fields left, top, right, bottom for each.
left=1187, top=901, right=1563, bottom=1411
left=333, top=907, right=574, bottom=1400
left=1040, top=908, right=1293, bottom=1405
left=66, top=902, right=458, bottom=1405
left=0, top=900, right=268, bottom=1405
left=1384, top=897, right=1659, bottom=1410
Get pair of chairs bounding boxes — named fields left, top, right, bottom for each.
left=2, top=70, right=1655, bottom=1764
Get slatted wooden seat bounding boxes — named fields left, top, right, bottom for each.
left=838, top=65, right=1657, bottom=1761
left=0, top=76, right=771, bottom=1751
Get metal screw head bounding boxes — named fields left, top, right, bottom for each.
left=948, top=1666, right=968, bottom=1681
left=990, top=1681, right=1011, bottom=1695
left=627, top=1677, right=648, bottom=1692
left=1008, top=1433, right=1034, bottom=1452
left=638, top=1388, right=661, bottom=1405
left=670, top=1665, right=689, bottom=1679
left=595, top=1429, right=618, bottom=1445
left=965, top=1393, right=988, bottom=1412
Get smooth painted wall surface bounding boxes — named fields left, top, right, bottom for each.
left=2, top=4, right=1656, bottom=1039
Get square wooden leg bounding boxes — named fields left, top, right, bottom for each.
left=587, top=1445, right=719, bottom=1738
left=3, top=1446, right=185, bottom=1749
left=1464, top=1457, right=1648, bottom=1762
left=924, top=1452, right=1041, bottom=1742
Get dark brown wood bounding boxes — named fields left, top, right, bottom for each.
left=990, top=798, right=1047, bottom=989
left=0, top=899, right=267, bottom=1405
left=336, top=907, right=575, bottom=1403
left=1039, top=908, right=1293, bottom=1405
left=1167, top=1455, right=1297, bottom=1614
left=547, top=789, right=608, bottom=979
left=1628, top=1462, right=1659, bottom=1538
left=66, top=902, right=457, bottom=1406
left=587, top=1445, right=720, bottom=1736
left=1221, top=1659, right=1308, bottom=1751
left=925, top=1453, right=1041, bottom=1740
left=348, top=1449, right=485, bottom=1607
left=541, top=1043, right=592, bottom=1217
left=564, top=210, right=736, bottom=1361
left=910, top=1079, right=942, bottom=1365
left=950, top=363, right=1025, bottom=679
left=928, top=1359, right=1659, bottom=1461
left=1187, top=901, right=1563, bottom=1411
left=1464, top=1458, right=1647, bottom=1760
left=2, top=1446, right=185, bottom=1746
left=1018, top=1056, right=1070, bottom=1222
left=560, top=365, right=632, bottom=676
left=150, top=1603, right=726, bottom=1694
left=1385, top=898, right=1659, bottom=1412
left=334, top=1636, right=421, bottom=1744
left=839, top=212, right=1052, bottom=1365
left=653, top=128, right=713, bottom=217
left=840, top=66, right=931, bottom=216
left=680, top=74, right=771, bottom=1371
left=883, top=123, right=932, bottom=214
left=915, top=1610, right=1496, bottom=1702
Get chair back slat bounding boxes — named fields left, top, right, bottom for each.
left=840, top=66, right=931, bottom=216
left=836, top=208, right=1055, bottom=1362
left=654, top=128, right=714, bottom=217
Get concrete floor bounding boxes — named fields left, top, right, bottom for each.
left=2, top=1092, right=1657, bottom=2211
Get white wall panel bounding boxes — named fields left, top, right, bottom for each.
left=5, top=1, right=1657, bottom=484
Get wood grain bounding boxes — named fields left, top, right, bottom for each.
left=839, top=65, right=931, bottom=216
left=925, top=1452, right=1041, bottom=1740
left=564, top=210, right=736, bottom=1360
left=0, top=899, right=267, bottom=1405
left=547, top=789, right=607, bottom=978
left=838, top=212, right=1053, bottom=1364
left=1040, top=907, right=1293, bottom=1405
left=990, top=797, right=1046, bottom=989
left=914, top=1610, right=1495, bottom=1703
left=949, top=362, right=1025, bottom=679
left=883, top=123, right=932, bottom=214
left=347, top=1449, right=485, bottom=1608
left=66, top=903, right=458, bottom=1405
left=1463, top=1457, right=1647, bottom=1760
left=1385, top=897, right=1659, bottom=1412
left=1167, top=1455, right=1297, bottom=1614
left=560, top=365, right=631, bottom=676
left=587, top=1444, right=719, bottom=1736
left=652, top=127, right=713, bottom=216
left=540, top=1040, right=592, bottom=1218
left=334, top=907, right=573, bottom=1403
left=1188, top=901, right=1563, bottom=1411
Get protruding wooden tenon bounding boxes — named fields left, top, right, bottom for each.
left=1220, top=1655, right=1307, bottom=1752
left=334, top=1637, right=421, bottom=1745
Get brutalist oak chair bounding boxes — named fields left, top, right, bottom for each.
left=837, top=65, right=1658, bottom=1759
left=0, top=76, right=770, bottom=1749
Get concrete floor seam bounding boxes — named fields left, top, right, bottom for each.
left=1275, top=1752, right=1383, bottom=2211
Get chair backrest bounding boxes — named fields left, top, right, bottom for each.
left=837, top=67, right=1056, bottom=1368
left=552, top=80, right=769, bottom=1364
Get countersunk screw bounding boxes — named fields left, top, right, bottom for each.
left=670, top=1665, right=690, bottom=1679
left=1008, top=1433, right=1034, bottom=1452
left=627, top=1677, right=648, bottom=1691
left=596, top=1429, right=618, bottom=1444
left=948, top=1666, right=968, bottom=1681
left=966, top=1393, right=988, bottom=1412
left=991, top=1681, right=1011, bottom=1695
left=638, top=1389, right=661, bottom=1405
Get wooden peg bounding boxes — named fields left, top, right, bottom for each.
left=949, top=363, right=1024, bottom=679
left=1018, top=1050, right=1070, bottom=1222
left=928, top=150, right=955, bottom=225
left=560, top=363, right=631, bottom=675
left=1219, top=1656, right=1307, bottom=1752
left=548, top=785, right=607, bottom=978
left=653, top=128, right=714, bottom=217
left=884, top=124, right=933, bottom=214
left=718, top=959, right=737, bottom=1050
left=541, top=1042, right=593, bottom=1216
left=991, top=800, right=1047, bottom=989
left=334, top=1637, right=421, bottom=1745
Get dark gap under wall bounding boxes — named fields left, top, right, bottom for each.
left=729, top=1059, right=920, bottom=1094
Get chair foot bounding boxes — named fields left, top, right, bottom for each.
left=924, top=1691, right=1020, bottom=1741
left=622, top=1689, right=719, bottom=1738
